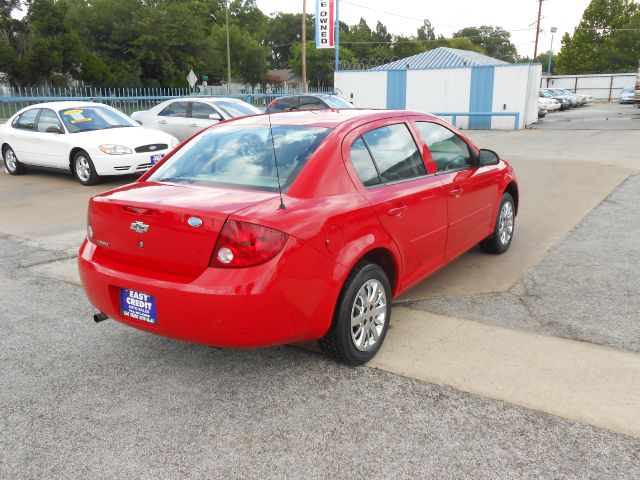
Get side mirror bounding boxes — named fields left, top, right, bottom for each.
left=46, top=126, right=63, bottom=134
left=209, top=113, right=222, bottom=120
left=478, top=148, right=500, bottom=166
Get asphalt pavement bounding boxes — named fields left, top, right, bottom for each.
left=1, top=235, right=639, bottom=479
left=413, top=173, right=640, bottom=352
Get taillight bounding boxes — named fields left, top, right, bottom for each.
left=210, top=220, right=288, bottom=268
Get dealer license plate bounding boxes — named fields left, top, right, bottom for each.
left=150, top=153, right=165, bottom=164
left=120, top=288, right=157, bottom=324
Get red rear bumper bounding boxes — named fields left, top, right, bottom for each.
left=78, top=238, right=345, bottom=347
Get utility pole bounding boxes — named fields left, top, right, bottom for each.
left=226, top=0, right=232, bottom=94
left=302, top=0, right=307, bottom=93
left=533, top=0, right=543, bottom=59
left=335, top=0, right=340, bottom=71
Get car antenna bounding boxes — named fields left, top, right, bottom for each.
left=266, top=106, right=286, bottom=210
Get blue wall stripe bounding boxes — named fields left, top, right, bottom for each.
left=468, top=66, right=495, bottom=129
left=386, top=70, right=407, bottom=109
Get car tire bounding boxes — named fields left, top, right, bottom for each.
left=480, top=192, right=515, bottom=254
left=73, top=150, right=100, bottom=186
left=3, top=146, right=27, bottom=175
left=319, top=262, right=392, bottom=366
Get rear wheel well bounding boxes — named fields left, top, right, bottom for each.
left=359, top=248, right=398, bottom=295
left=505, top=182, right=519, bottom=214
left=1, top=143, right=9, bottom=156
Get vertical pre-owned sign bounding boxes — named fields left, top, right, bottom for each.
left=315, top=0, right=335, bottom=48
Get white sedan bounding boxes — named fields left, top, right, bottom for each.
left=538, top=96, right=562, bottom=112
left=131, top=97, right=262, bottom=141
left=1, top=101, right=179, bottom=185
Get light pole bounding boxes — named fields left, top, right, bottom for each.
left=226, top=0, right=232, bottom=94
left=302, top=0, right=307, bottom=93
left=547, top=26, right=557, bottom=76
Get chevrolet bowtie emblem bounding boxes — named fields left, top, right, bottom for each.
left=130, top=221, right=149, bottom=233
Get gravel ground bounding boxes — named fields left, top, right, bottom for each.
left=413, top=173, right=640, bottom=352
left=1, top=236, right=639, bottom=479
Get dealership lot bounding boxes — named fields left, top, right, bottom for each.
left=2, top=103, right=640, bottom=477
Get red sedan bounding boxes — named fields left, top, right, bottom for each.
left=79, top=109, right=518, bottom=365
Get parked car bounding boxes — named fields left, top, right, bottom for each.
left=131, top=97, right=262, bottom=141
left=538, top=96, right=561, bottom=112
left=555, top=88, right=590, bottom=105
left=538, top=102, right=547, bottom=118
left=636, top=61, right=640, bottom=106
left=559, top=89, right=593, bottom=104
left=546, top=88, right=583, bottom=106
left=539, top=89, right=571, bottom=110
left=266, top=94, right=355, bottom=113
left=619, top=87, right=635, bottom=104
left=1, top=101, right=178, bottom=185
left=79, top=109, right=519, bottom=365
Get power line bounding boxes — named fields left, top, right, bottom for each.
left=341, top=0, right=534, bottom=33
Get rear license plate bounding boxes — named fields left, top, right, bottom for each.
left=120, top=288, right=157, bottom=324
left=150, top=153, right=165, bottom=164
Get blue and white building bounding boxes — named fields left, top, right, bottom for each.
left=335, top=47, right=541, bottom=130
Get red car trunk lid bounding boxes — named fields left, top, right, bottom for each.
left=89, top=182, right=279, bottom=277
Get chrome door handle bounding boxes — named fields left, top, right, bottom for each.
left=189, top=123, right=198, bottom=127
left=158, top=119, right=167, bottom=125
left=388, top=206, right=408, bottom=218
left=450, top=188, right=463, bottom=198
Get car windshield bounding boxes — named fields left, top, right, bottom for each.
left=214, top=100, right=262, bottom=118
left=149, top=124, right=332, bottom=192
left=323, top=96, right=355, bottom=109
left=59, top=106, right=136, bottom=133
left=622, top=87, right=634, bottom=93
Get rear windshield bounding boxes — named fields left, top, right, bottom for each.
left=149, top=124, right=332, bottom=192
left=323, top=96, right=355, bottom=109
left=215, top=100, right=261, bottom=118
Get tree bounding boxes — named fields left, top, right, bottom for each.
left=556, top=0, right=639, bottom=73
left=601, top=11, right=640, bottom=72
left=267, top=12, right=313, bottom=69
left=417, top=19, right=435, bottom=42
left=289, top=42, right=353, bottom=88
left=453, top=25, right=517, bottom=62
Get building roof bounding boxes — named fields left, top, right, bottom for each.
left=370, top=47, right=509, bottom=71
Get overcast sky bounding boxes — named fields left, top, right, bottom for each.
left=256, top=0, right=592, bottom=58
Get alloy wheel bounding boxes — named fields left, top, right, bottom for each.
left=350, top=279, right=387, bottom=352
left=75, top=156, right=91, bottom=182
left=498, top=201, right=514, bottom=246
left=5, top=149, right=17, bottom=172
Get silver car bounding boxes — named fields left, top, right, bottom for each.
left=619, top=87, right=635, bottom=104
left=131, top=97, right=262, bottom=141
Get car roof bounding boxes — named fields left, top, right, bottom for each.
left=16, top=101, right=111, bottom=110
left=273, top=94, right=340, bottom=100
left=163, top=97, right=248, bottom=102
left=223, top=109, right=439, bottom=129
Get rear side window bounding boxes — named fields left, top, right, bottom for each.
left=415, top=122, right=474, bottom=173
left=191, top=102, right=217, bottom=119
left=268, top=97, right=299, bottom=112
left=13, top=109, right=39, bottom=131
left=298, top=97, right=326, bottom=110
left=350, top=138, right=381, bottom=187
left=362, top=124, right=426, bottom=183
left=159, top=101, right=189, bottom=117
